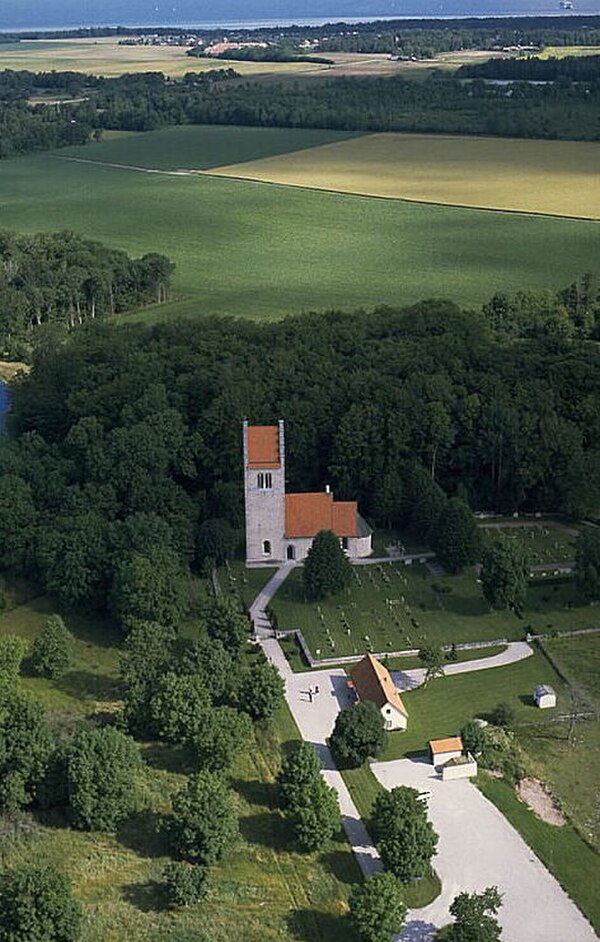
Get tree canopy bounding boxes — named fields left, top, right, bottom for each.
left=330, top=701, right=386, bottom=768
left=166, top=770, right=239, bottom=865
left=480, top=536, right=529, bottom=614
left=348, top=871, right=407, bottom=942
left=0, top=864, right=82, bottom=942
left=65, top=727, right=140, bottom=831
left=372, top=786, right=439, bottom=882
left=303, top=529, right=353, bottom=600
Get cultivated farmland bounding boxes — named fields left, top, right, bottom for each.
left=0, top=36, right=326, bottom=78
left=0, top=126, right=597, bottom=321
left=210, top=132, right=600, bottom=219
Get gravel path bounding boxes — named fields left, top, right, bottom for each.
left=392, top=641, right=534, bottom=691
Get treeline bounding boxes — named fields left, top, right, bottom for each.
left=0, top=279, right=598, bottom=616
left=187, top=46, right=334, bottom=65
left=459, top=53, right=600, bottom=82
left=0, top=230, right=174, bottom=359
left=3, top=67, right=600, bottom=153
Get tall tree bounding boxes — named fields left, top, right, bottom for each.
left=372, top=786, right=438, bottom=882
left=303, top=529, right=353, bottom=601
left=65, top=727, right=140, bottom=831
left=31, top=615, right=74, bottom=680
left=480, top=535, right=529, bottom=614
left=430, top=499, right=481, bottom=573
left=575, top=528, right=600, bottom=602
left=236, top=661, right=285, bottom=721
left=330, top=701, right=386, bottom=768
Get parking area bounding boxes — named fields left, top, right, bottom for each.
left=371, top=758, right=598, bottom=942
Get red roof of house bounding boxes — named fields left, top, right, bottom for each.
left=285, top=492, right=358, bottom=538
left=247, top=425, right=280, bottom=469
left=350, top=654, right=408, bottom=717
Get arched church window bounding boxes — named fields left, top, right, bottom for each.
left=263, top=540, right=271, bottom=555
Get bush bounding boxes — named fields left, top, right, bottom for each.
left=0, top=689, right=53, bottom=811
left=31, top=615, right=73, bottom=680
left=330, top=701, right=386, bottom=768
left=65, top=727, right=140, bottom=830
left=0, top=863, right=82, bottom=941
left=161, top=861, right=209, bottom=908
left=489, top=701, right=516, bottom=730
left=165, top=770, right=239, bottom=864
left=0, top=634, right=28, bottom=689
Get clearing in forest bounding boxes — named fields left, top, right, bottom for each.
left=210, top=132, right=600, bottom=219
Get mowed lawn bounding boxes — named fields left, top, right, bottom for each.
left=0, top=130, right=598, bottom=320
left=270, top=564, right=598, bottom=658
left=210, top=132, right=600, bottom=219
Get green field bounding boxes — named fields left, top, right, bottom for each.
left=0, top=582, right=359, bottom=941
left=270, top=564, right=598, bottom=658
left=63, top=125, right=363, bottom=171
left=0, top=125, right=597, bottom=320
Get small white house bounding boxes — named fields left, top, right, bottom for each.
left=429, top=737, right=464, bottom=768
left=533, top=684, right=557, bottom=709
left=350, top=654, right=409, bottom=731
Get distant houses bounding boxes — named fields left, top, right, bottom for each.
left=350, top=654, right=409, bottom=730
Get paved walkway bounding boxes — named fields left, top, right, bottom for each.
left=249, top=562, right=296, bottom=637
left=391, top=641, right=534, bottom=692
left=372, top=758, right=599, bottom=942
left=261, top=637, right=381, bottom=876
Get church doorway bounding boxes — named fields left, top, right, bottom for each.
left=286, top=545, right=295, bottom=560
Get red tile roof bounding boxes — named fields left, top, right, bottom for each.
left=285, top=492, right=358, bottom=538
left=350, top=654, right=408, bottom=717
left=429, top=737, right=463, bottom=754
left=247, top=425, right=280, bottom=469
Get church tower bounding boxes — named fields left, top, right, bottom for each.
left=243, top=420, right=286, bottom=564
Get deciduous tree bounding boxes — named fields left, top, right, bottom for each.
left=166, top=770, right=239, bottom=864
left=237, top=661, right=285, bottom=721
left=330, top=701, right=386, bottom=768
left=372, top=786, right=438, bottom=882
left=303, top=529, right=353, bottom=601
left=445, top=886, right=503, bottom=941
left=65, top=727, right=140, bottom=831
left=31, top=614, right=73, bottom=680
left=430, top=499, right=481, bottom=573
left=348, top=871, right=407, bottom=942
left=480, top=536, right=528, bottom=614
left=0, top=864, right=82, bottom=942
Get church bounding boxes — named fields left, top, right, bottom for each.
left=243, top=420, right=373, bottom=565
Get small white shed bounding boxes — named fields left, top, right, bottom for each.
left=429, top=736, right=464, bottom=768
left=533, top=684, right=556, bottom=709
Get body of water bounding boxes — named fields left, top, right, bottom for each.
left=2, top=2, right=599, bottom=32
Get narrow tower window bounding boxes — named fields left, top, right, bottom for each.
left=265, top=472, right=272, bottom=489
left=257, top=473, right=264, bottom=488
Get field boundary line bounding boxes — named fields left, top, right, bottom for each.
left=200, top=168, right=600, bottom=222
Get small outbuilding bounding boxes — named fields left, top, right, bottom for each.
left=441, top=753, right=478, bottom=781
left=429, top=736, right=464, bottom=768
left=350, top=654, right=409, bottom=731
left=533, top=684, right=556, bottom=709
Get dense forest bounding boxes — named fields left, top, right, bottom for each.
left=0, top=230, right=174, bottom=358
left=2, top=64, right=600, bottom=157
left=1, top=278, right=599, bottom=619
left=458, top=53, right=600, bottom=81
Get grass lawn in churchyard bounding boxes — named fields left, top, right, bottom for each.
left=482, top=520, right=579, bottom=566
left=380, top=650, right=567, bottom=760
left=0, top=132, right=598, bottom=321
left=0, top=579, right=359, bottom=941
left=210, top=132, right=600, bottom=219
left=269, top=564, right=597, bottom=659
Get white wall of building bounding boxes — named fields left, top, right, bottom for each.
left=381, top=703, right=408, bottom=731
